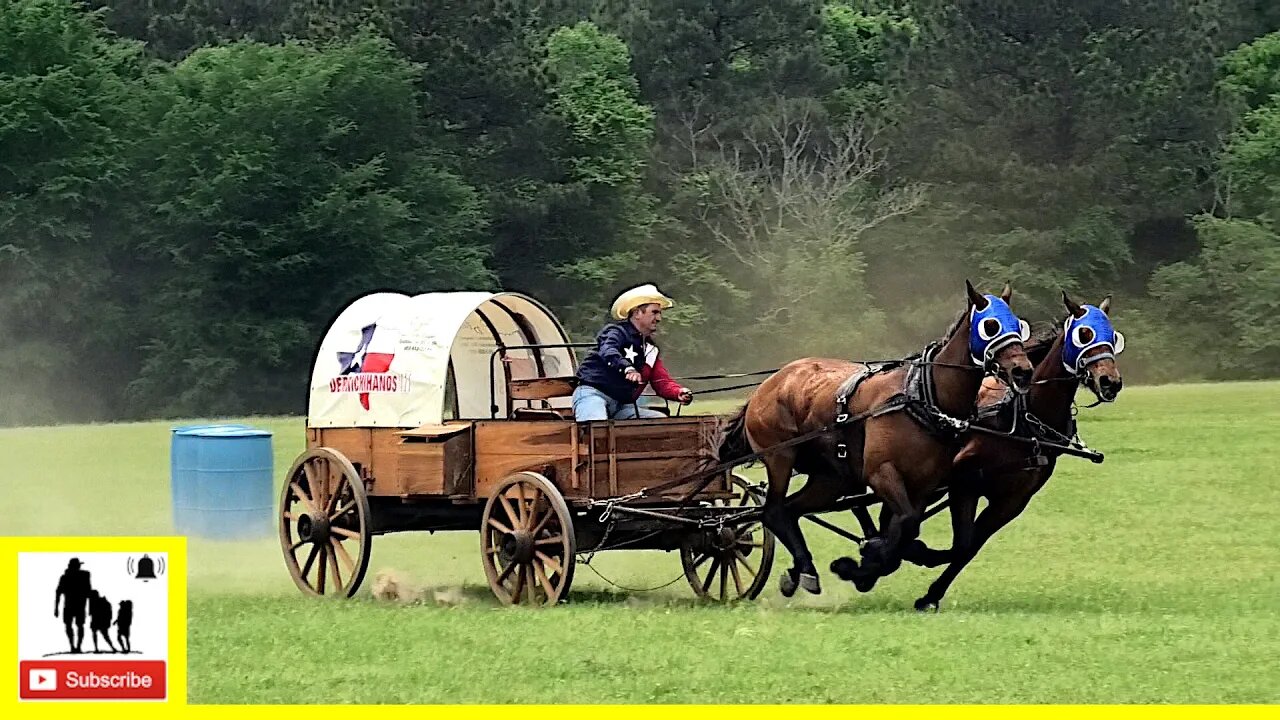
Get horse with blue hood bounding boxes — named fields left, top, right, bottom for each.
left=718, top=280, right=1035, bottom=596
left=894, top=291, right=1127, bottom=610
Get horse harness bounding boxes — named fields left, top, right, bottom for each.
left=831, top=342, right=974, bottom=459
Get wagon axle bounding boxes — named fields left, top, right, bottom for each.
left=501, top=530, right=537, bottom=564
left=295, top=512, right=329, bottom=545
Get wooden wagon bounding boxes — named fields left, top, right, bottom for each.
left=278, top=291, right=775, bottom=605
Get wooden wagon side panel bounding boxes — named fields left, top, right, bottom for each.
left=473, top=421, right=578, bottom=499
left=395, top=425, right=473, bottom=497
left=307, top=427, right=373, bottom=473
left=586, top=417, right=730, bottom=499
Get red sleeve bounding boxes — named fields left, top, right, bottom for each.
left=649, top=356, right=685, bottom=400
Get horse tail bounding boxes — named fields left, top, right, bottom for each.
left=718, top=402, right=753, bottom=464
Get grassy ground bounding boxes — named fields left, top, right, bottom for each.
left=2, top=382, right=1277, bottom=703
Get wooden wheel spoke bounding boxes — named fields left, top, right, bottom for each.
left=331, top=526, right=360, bottom=540
left=732, top=549, right=759, bottom=578
left=325, top=482, right=344, bottom=516
left=497, top=558, right=518, bottom=585
left=488, top=517, right=514, bottom=534
left=330, top=499, right=355, bottom=521
left=331, top=538, right=355, bottom=577
left=729, top=557, right=745, bottom=597
left=315, top=543, right=328, bottom=594
left=309, top=461, right=328, bottom=511
left=737, top=538, right=764, bottom=549
left=513, top=483, right=529, bottom=527
left=719, top=560, right=729, bottom=600
left=511, top=561, right=527, bottom=601
left=530, top=506, right=554, bottom=536
left=498, top=496, right=520, bottom=529
left=533, top=560, right=556, bottom=598
left=533, top=534, right=564, bottom=546
left=525, top=565, right=536, bottom=605
left=289, top=539, right=307, bottom=553
left=701, top=558, right=721, bottom=594
left=300, top=543, right=321, bottom=581
left=534, top=550, right=563, bottom=578
left=327, top=543, right=344, bottom=593
left=290, top=481, right=320, bottom=516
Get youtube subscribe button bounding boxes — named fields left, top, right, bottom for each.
left=20, top=660, right=166, bottom=700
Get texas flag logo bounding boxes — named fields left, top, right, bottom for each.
left=331, top=323, right=408, bottom=409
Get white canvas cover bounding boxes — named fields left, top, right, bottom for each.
left=308, top=291, right=577, bottom=428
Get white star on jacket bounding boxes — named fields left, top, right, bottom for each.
left=622, top=346, right=638, bottom=364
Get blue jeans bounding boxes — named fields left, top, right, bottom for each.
left=572, top=385, right=666, bottom=421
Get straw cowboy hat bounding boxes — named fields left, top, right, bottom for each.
left=611, top=284, right=674, bottom=320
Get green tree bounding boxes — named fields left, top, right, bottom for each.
left=125, top=35, right=493, bottom=416
left=0, top=0, right=151, bottom=425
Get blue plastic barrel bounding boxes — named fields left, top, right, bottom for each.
left=170, top=425, right=273, bottom=539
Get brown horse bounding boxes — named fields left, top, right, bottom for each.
left=903, top=292, right=1125, bottom=610
left=718, top=281, right=1035, bottom=596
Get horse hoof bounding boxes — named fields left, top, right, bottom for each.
left=779, top=571, right=798, bottom=598
left=914, top=597, right=939, bottom=612
left=800, top=573, right=821, bottom=595
left=830, top=557, right=858, bottom=581
left=852, top=570, right=878, bottom=593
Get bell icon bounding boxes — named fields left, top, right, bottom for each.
left=135, top=554, right=157, bottom=581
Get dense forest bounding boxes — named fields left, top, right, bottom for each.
left=3, top=0, right=1279, bottom=425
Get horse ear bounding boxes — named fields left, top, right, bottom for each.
left=1099, top=295, right=1112, bottom=314
left=1000, top=282, right=1012, bottom=303
left=966, top=279, right=987, bottom=309
left=1062, top=290, right=1084, bottom=318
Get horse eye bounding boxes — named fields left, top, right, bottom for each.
left=980, top=318, right=1000, bottom=340
left=1073, top=326, right=1095, bottom=346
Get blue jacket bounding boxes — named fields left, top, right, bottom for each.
left=576, top=321, right=647, bottom=404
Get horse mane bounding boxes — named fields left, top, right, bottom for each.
left=939, top=307, right=968, bottom=343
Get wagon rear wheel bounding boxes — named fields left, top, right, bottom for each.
left=681, top=473, right=776, bottom=602
left=279, top=447, right=371, bottom=598
left=481, top=472, right=576, bottom=606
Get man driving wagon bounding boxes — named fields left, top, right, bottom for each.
left=572, top=284, right=694, bottom=421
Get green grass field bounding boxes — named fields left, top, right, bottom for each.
left=2, top=382, right=1278, bottom=703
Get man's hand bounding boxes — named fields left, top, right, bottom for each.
left=624, top=368, right=643, bottom=384
left=677, top=388, right=694, bottom=405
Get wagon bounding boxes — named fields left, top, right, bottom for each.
left=278, top=291, right=776, bottom=605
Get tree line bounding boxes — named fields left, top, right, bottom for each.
left=3, top=0, right=1278, bottom=425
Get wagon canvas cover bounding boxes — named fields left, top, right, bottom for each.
left=308, top=291, right=576, bottom=428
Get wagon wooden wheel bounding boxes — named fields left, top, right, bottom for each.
left=279, top=447, right=372, bottom=598
left=681, top=473, right=776, bottom=602
left=480, top=471, right=576, bottom=606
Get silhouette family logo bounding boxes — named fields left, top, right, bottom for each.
left=18, top=552, right=169, bottom=701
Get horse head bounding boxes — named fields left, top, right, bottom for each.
left=965, top=280, right=1034, bottom=394
left=1061, top=291, right=1125, bottom=402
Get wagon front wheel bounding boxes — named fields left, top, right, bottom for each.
left=279, top=447, right=372, bottom=598
left=681, top=473, right=776, bottom=602
left=481, top=472, right=576, bottom=606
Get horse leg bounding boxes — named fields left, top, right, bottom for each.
left=775, top=474, right=850, bottom=595
left=903, top=482, right=976, bottom=568
left=901, top=470, right=978, bottom=568
left=914, top=487, right=1032, bottom=611
left=830, top=502, right=882, bottom=583
left=759, top=451, right=822, bottom=597
left=846, top=463, right=918, bottom=592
